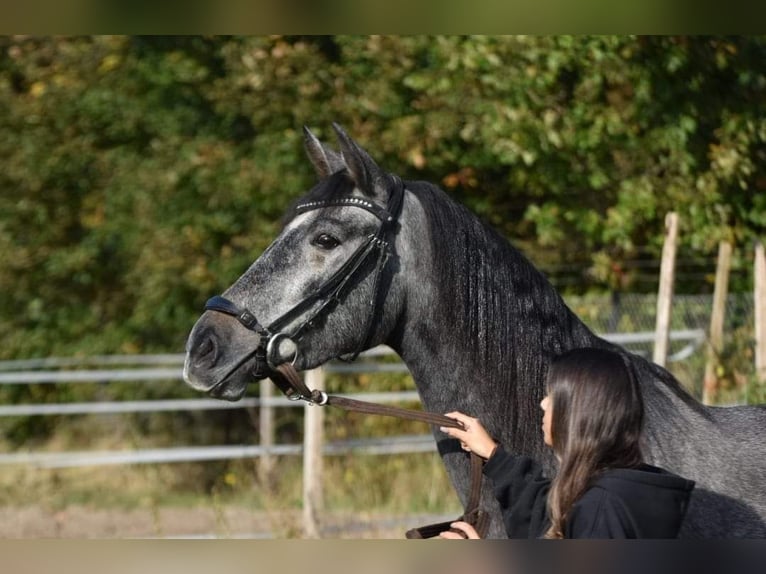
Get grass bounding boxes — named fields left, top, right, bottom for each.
left=0, top=449, right=462, bottom=527
left=0, top=368, right=462, bottom=537
left=3, top=337, right=762, bottom=537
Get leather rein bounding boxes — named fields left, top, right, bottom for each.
left=203, top=176, right=489, bottom=539
left=271, top=362, right=489, bottom=539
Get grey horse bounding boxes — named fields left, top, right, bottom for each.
left=184, top=124, right=766, bottom=538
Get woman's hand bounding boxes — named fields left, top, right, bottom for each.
left=440, top=411, right=498, bottom=460
left=438, top=521, right=481, bottom=539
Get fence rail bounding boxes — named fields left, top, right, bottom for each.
left=0, top=331, right=707, bottom=537
left=0, top=332, right=706, bottom=422
left=0, top=330, right=705, bottom=467
left=0, top=329, right=704, bottom=385
left=0, top=434, right=436, bottom=469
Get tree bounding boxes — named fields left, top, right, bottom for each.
left=1, top=35, right=764, bottom=361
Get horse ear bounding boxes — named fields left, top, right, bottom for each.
left=303, top=126, right=344, bottom=178
left=332, top=122, right=386, bottom=198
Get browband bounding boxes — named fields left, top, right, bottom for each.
left=295, top=197, right=395, bottom=223
left=294, top=175, right=404, bottom=225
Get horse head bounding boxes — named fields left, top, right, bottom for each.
left=183, top=124, right=407, bottom=400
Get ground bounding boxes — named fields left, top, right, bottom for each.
left=0, top=504, right=453, bottom=539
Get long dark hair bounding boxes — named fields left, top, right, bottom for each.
left=544, top=347, right=644, bottom=539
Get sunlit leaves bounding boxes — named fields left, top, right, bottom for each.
left=1, top=35, right=765, bottom=361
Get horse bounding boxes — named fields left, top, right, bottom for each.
left=183, top=124, right=766, bottom=538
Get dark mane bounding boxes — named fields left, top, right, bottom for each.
left=284, top=171, right=705, bottom=455
left=406, top=180, right=709, bottom=456
left=406, top=180, right=601, bottom=457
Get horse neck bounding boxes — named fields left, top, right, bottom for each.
left=391, top=184, right=599, bottom=461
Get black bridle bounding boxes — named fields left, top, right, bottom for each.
left=203, top=175, right=405, bottom=390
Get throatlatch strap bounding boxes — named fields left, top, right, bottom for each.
left=271, top=363, right=489, bottom=539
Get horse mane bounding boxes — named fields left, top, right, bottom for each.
left=404, top=179, right=706, bottom=455
left=283, top=170, right=705, bottom=456
left=402, top=181, right=594, bottom=452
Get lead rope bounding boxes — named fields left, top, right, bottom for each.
left=272, top=363, right=489, bottom=539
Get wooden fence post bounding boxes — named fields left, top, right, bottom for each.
left=302, top=367, right=325, bottom=538
left=259, top=379, right=275, bottom=487
left=703, top=241, right=732, bottom=404
left=653, top=212, right=679, bottom=367
left=755, top=241, right=766, bottom=385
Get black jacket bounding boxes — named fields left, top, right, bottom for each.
left=483, top=446, right=695, bottom=539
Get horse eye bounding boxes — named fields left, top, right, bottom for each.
left=312, top=233, right=340, bottom=250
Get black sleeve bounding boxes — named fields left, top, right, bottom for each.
left=482, top=445, right=552, bottom=538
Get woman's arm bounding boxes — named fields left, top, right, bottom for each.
left=440, top=411, right=552, bottom=538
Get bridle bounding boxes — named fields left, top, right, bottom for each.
left=204, top=174, right=405, bottom=390
left=202, top=174, right=489, bottom=538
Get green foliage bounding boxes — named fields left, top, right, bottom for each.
left=1, top=36, right=765, bottom=468
left=2, top=35, right=765, bottom=360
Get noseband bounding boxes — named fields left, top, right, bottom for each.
left=203, top=175, right=405, bottom=387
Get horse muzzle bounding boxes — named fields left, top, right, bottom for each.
left=183, top=311, right=268, bottom=397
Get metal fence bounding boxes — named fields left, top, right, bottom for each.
left=0, top=328, right=707, bottom=470
left=564, top=292, right=754, bottom=335
left=0, top=349, right=421, bottom=468
left=0, top=326, right=713, bottom=537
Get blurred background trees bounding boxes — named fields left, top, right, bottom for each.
left=1, top=35, right=764, bottom=359
left=0, top=36, right=764, bottom=521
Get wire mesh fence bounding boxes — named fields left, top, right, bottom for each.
left=564, top=292, right=756, bottom=401
left=0, top=291, right=760, bottom=538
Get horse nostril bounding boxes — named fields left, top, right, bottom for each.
left=195, top=334, right=219, bottom=367
left=199, top=338, right=213, bottom=357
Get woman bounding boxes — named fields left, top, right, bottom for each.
left=439, top=347, right=695, bottom=539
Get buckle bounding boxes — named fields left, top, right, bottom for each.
left=266, top=332, right=299, bottom=369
